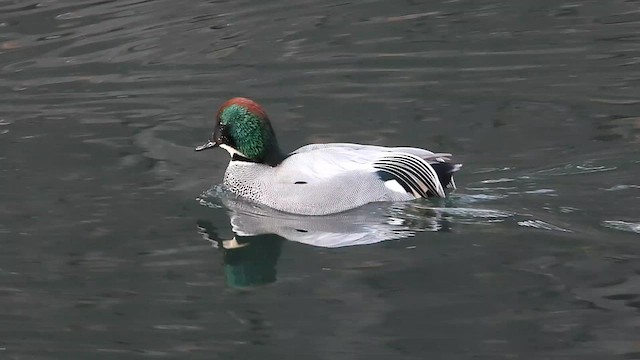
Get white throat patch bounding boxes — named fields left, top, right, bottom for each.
left=220, top=144, right=248, bottom=159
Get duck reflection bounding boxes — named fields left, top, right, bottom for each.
left=197, top=190, right=451, bottom=288
left=196, top=221, right=284, bottom=288
left=222, top=235, right=282, bottom=288
left=220, top=191, right=450, bottom=247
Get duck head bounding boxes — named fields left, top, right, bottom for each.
left=195, top=97, right=284, bottom=166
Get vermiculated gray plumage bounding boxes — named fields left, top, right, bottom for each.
left=222, top=143, right=460, bottom=215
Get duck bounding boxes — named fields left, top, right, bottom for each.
left=195, top=97, right=461, bottom=215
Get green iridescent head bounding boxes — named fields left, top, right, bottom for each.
left=195, top=97, right=283, bottom=166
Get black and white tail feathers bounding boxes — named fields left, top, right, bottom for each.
left=430, top=162, right=461, bottom=190
left=374, top=153, right=461, bottom=198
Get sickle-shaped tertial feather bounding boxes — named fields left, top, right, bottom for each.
left=373, top=153, right=446, bottom=198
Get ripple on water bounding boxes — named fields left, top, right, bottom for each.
left=480, top=178, right=515, bottom=184
left=533, top=163, right=618, bottom=176
left=602, top=221, right=640, bottom=234
left=517, top=220, right=572, bottom=233
left=432, top=207, right=514, bottom=219
left=604, top=184, right=640, bottom=191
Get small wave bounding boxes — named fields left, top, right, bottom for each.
left=458, top=194, right=507, bottom=202
left=196, top=197, right=224, bottom=209
left=602, top=221, right=640, bottom=234
left=434, top=207, right=514, bottom=219
left=517, top=220, right=572, bottom=232
left=481, top=178, right=515, bottom=184
left=533, top=163, right=617, bottom=176
left=604, top=185, right=640, bottom=191
left=523, top=189, right=556, bottom=195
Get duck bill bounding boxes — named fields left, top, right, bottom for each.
left=195, top=140, right=218, bottom=152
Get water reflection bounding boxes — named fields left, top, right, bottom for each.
left=220, top=235, right=282, bottom=288
left=196, top=219, right=284, bottom=288
left=206, top=187, right=452, bottom=246
left=196, top=188, right=457, bottom=287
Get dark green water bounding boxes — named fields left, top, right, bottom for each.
left=1, top=0, right=639, bottom=358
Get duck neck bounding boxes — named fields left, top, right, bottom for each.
left=230, top=138, right=285, bottom=167
left=264, top=137, right=286, bottom=166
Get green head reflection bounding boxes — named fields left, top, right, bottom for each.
left=221, top=235, right=283, bottom=288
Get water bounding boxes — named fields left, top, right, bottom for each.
left=1, top=0, right=639, bottom=358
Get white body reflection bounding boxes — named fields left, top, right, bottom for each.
left=216, top=191, right=449, bottom=248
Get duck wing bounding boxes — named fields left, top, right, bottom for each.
left=282, top=143, right=449, bottom=198
left=292, top=143, right=453, bottom=162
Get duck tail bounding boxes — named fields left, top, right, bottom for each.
left=430, top=162, right=462, bottom=190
